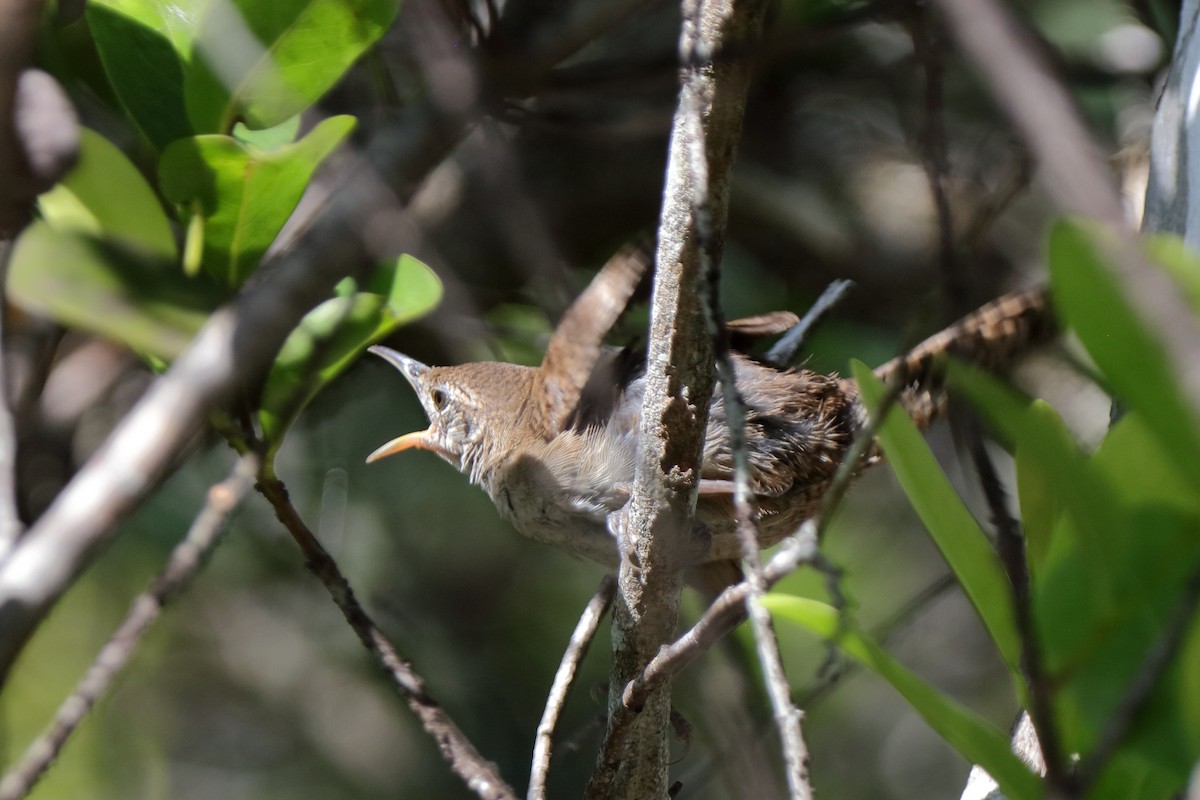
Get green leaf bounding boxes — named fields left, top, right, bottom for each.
left=763, top=594, right=1042, bottom=800
left=1017, top=402, right=1123, bottom=607
left=1047, top=220, right=1200, bottom=486
left=258, top=254, right=441, bottom=448
left=233, top=116, right=302, bottom=149
left=852, top=361, right=1022, bottom=677
left=185, top=0, right=400, bottom=133
left=87, top=0, right=205, bottom=149
left=38, top=128, right=176, bottom=260
left=8, top=222, right=224, bottom=360
left=159, top=115, right=356, bottom=287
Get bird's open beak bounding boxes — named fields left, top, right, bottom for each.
left=367, top=346, right=439, bottom=464
left=365, top=430, right=433, bottom=463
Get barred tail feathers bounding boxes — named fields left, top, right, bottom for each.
left=871, top=287, right=1055, bottom=429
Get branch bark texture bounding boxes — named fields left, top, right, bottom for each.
left=588, top=2, right=767, bottom=796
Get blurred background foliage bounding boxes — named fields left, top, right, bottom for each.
left=1, top=0, right=1179, bottom=797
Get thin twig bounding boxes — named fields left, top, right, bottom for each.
left=0, top=453, right=260, bottom=800
left=680, top=1, right=812, bottom=793
left=528, top=576, right=616, bottom=800
left=254, top=473, right=516, bottom=800
left=963, top=419, right=1063, bottom=791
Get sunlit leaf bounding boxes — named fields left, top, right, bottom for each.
left=159, top=115, right=356, bottom=287
left=185, top=0, right=400, bottom=133
left=87, top=0, right=205, bottom=149
left=8, top=222, right=223, bottom=359
left=852, top=361, right=1021, bottom=677
left=763, top=594, right=1042, bottom=800
left=38, top=128, right=176, bottom=260
left=232, top=115, right=301, bottom=149
left=258, top=254, right=441, bottom=449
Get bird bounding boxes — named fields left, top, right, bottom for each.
left=365, top=246, right=1055, bottom=591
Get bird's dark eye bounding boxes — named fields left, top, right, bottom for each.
left=431, top=388, right=449, bottom=410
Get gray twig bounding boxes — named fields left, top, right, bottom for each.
left=585, top=0, right=768, bottom=796
left=528, top=576, right=616, bottom=800
left=0, top=454, right=260, bottom=800
left=678, top=0, right=811, bottom=793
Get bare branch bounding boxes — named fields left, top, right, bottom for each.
left=528, top=576, right=616, bottom=800
left=678, top=0, right=810, bottom=791
left=587, top=0, right=768, bottom=795
left=0, top=107, right=464, bottom=681
left=254, top=475, right=516, bottom=800
left=0, top=453, right=260, bottom=800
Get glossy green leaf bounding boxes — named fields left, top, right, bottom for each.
left=763, top=594, right=1042, bottom=800
left=852, top=361, right=1021, bottom=676
left=258, top=254, right=441, bottom=449
left=87, top=0, right=205, bottom=149
left=159, top=115, right=356, bottom=287
left=1047, top=220, right=1200, bottom=486
left=8, top=222, right=223, bottom=359
left=38, top=128, right=176, bottom=259
left=185, top=0, right=400, bottom=133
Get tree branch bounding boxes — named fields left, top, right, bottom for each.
left=678, top=0, right=810, bottom=791
left=586, top=0, right=767, bottom=796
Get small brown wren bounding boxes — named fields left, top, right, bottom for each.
left=366, top=248, right=1054, bottom=590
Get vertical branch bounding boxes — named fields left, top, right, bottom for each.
left=587, top=0, right=768, bottom=797
left=678, top=3, right=810, bottom=796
